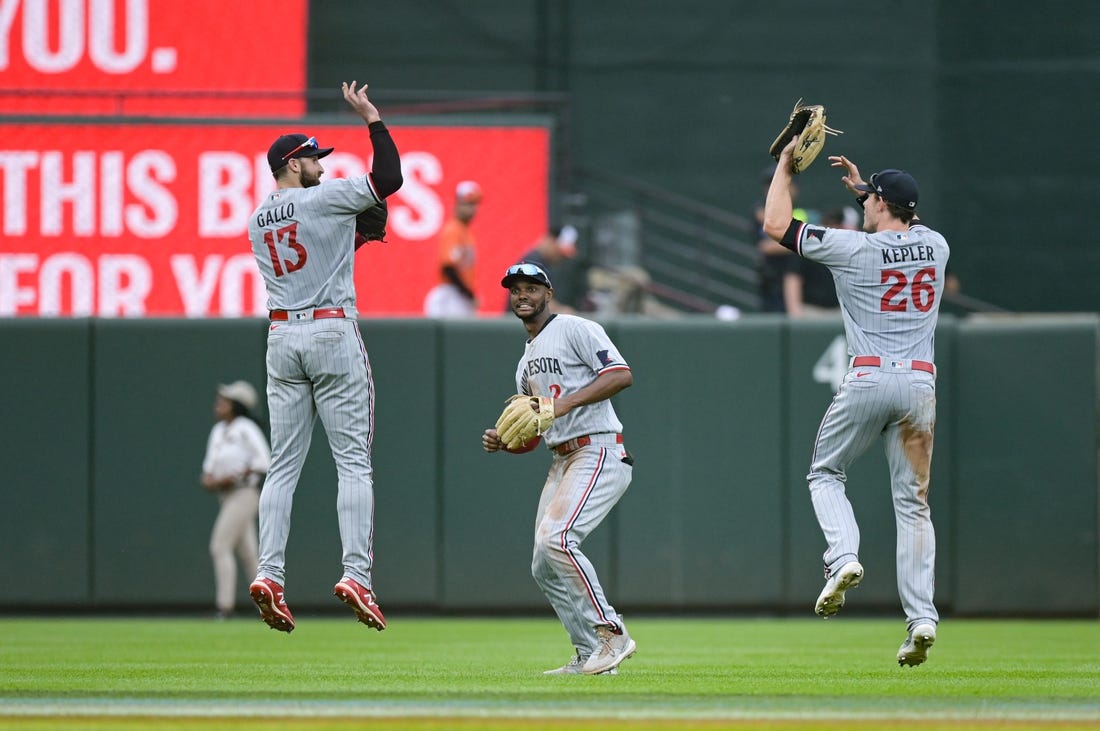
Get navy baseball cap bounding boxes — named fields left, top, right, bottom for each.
left=854, top=169, right=919, bottom=209
left=267, top=133, right=334, bottom=172
left=501, top=262, right=552, bottom=289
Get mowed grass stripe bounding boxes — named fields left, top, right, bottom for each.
left=0, top=617, right=1096, bottom=729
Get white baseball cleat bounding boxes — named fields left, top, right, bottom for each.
left=897, top=623, right=937, bottom=667
left=544, top=654, right=618, bottom=675
left=814, top=561, right=864, bottom=617
left=582, top=625, right=636, bottom=675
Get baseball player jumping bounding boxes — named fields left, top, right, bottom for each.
left=245, top=81, right=402, bottom=633
left=482, top=263, right=637, bottom=675
left=763, top=137, right=949, bottom=667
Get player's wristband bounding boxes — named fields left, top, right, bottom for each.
left=368, top=120, right=387, bottom=133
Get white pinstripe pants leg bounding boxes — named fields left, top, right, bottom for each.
left=306, top=319, right=376, bottom=588
left=807, top=371, right=890, bottom=574
left=256, top=319, right=377, bottom=589
left=808, top=369, right=939, bottom=625
left=883, top=377, right=939, bottom=627
left=256, top=325, right=317, bottom=587
left=531, top=445, right=631, bottom=655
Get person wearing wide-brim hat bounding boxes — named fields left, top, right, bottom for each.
left=200, top=380, right=270, bottom=619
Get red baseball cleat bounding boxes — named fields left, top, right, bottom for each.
left=249, top=577, right=295, bottom=633
left=333, top=577, right=387, bottom=631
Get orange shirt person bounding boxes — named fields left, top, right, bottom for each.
left=424, top=181, right=482, bottom=317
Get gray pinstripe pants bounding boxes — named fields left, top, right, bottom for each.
left=532, top=441, right=632, bottom=655
left=256, top=318, right=376, bottom=590
left=807, top=368, right=939, bottom=627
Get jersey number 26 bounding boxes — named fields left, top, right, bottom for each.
left=880, top=267, right=936, bottom=312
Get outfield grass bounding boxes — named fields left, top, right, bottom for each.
left=0, top=616, right=1097, bottom=730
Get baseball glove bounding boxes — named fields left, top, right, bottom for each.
left=769, top=99, right=844, bottom=174
left=495, top=394, right=555, bottom=451
left=355, top=199, right=388, bottom=243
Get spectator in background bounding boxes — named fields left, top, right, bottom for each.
left=508, top=224, right=579, bottom=314
left=755, top=165, right=815, bottom=313
left=200, top=381, right=270, bottom=620
left=424, top=180, right=482, bottom=317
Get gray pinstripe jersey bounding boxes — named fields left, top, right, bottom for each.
left=515, top=314, right=628, bottom=447
left=795, top=223, right=949, bottom=361
left=247, top=176, right=381, bottom=312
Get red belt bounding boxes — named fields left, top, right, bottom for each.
left=852, top=356, right=935, bottom=374
left=269, top=307, right=346, bottom=321
left=554, top=434, right=623, bottom=456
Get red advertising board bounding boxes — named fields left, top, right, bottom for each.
left=0, top=122, right=550, bottom=317
left=0, top=0, right=306, bottom=116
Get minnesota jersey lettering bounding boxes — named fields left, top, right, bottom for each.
left=525, top=356, right=564, bottom=377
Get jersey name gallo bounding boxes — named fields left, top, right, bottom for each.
left=256, top=202, right=295, bottom=229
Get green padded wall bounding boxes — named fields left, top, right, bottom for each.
left=362, top=319, right=440, bottom=607
left=437, top=319, right=577, bottom=609
left=951, top=317, right=1098, bottom=614
left=612, top=318, right=785, bottom=607
left=90, top=319, right=268, bottom=605
left=1, top=320, right=92, bottom=603
left=0, top=316, right=1094, bottom=615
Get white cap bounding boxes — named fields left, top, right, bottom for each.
left=455, top=180, right=483, bottom=203
left=715, top=305, right=741, bottom=321
left=556, top=224, right=578, bottom=257
left=217, top=381, right=258, bottom=411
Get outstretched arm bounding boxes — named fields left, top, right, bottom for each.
left=343, top=80, right=403, bottom=198
left=763, top=136, right=798, bottom=242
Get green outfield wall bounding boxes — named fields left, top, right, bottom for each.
left=1, top=316, right=1096, bottom=617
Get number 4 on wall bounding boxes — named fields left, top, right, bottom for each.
left=812, top=334, right=849, bottom=392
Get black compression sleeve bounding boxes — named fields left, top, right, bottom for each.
left=778, top=219, right=802, bottom=253
left=368, top=121, right=403, bottom=198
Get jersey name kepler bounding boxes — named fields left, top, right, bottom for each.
left=881, top=245, right=936, bottom=265
left=257, top=203, right=295, bottom=228
left=525, top=357, right=563, bottom=377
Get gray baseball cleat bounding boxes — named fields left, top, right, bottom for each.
left=814, top=561, right=864, bottom=617
left=544, top=654, right=618, bottom=675
left=897, top=623, right=937, bottom=667
left=582, top=624, right=636, bottom=675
